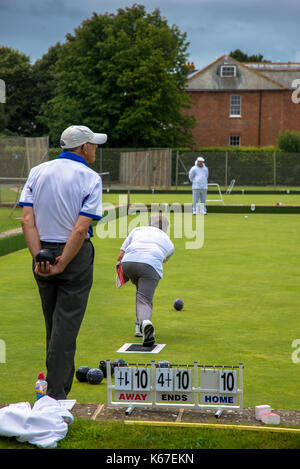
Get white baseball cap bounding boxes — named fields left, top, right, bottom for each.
left=60, top=125, right=107, bottom=149
left=197, top=156, right=205, bottom=162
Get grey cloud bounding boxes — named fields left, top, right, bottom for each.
left=1, top=0, right=300, bottom=65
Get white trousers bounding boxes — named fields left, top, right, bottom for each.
left=192, top=188, right=207, bottom=214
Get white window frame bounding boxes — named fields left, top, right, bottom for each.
left=230, top=95, right=241, bottom=117
left=229, top=135, right=241, bottom=146
left=221, top=65, right=237, bottom=78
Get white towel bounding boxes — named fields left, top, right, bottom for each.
left=0, top=396, right=74, bottom=448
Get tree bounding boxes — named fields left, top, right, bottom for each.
left=0, top=47, right=36, bottom=135
left=0, top=105, right=8, bottom=136
left=31, top=43, right=64, bottom=136
left=42, top=4, right=195, bottom=147
left=229, top=49, right=267, bottom=63
left=278, top=130, right=300, bottom=152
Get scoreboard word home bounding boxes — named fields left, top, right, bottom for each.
left=202, top=394, right=237, bottom=405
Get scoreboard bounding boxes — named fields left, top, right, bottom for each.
left=107, top=360, right=244, bottom=413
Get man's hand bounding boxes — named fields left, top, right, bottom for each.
left=117, top=250, right=125, bottom=262
left=34, top=215, right=92, bottom=277
left=34, top=256, right=64, bottom=277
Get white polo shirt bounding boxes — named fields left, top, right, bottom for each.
left=19, top=152, right=102, bottom=242
left=120, top=226, right=174, bottom=278
left=188, top=162, right=209, bottom=189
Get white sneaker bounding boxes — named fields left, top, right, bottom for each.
left=141, top=320, right=155, bottom=347
left=135, top=324, right=143, bottom=337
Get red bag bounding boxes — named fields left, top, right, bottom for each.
left=116, top=262, right=128, bottom=288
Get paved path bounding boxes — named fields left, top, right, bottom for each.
left=0, top=227, right=22, bottom=239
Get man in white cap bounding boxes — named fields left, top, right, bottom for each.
left=188, top=156, right=209, bottom=215
left=19, top=125, right=107, bottom=399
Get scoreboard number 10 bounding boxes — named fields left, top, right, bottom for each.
left=133, top=367, right=150, bottom=391
left=219, top=370, right=237, bottom=393
left=174, top=369, right=192, bottom=392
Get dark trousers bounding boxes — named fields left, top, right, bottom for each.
left=33, top=239, right=94, bottom=400
left=122, top=262, right=160, bottom=325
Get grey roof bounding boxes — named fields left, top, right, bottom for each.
left=187, top=55, right=299, bottom=91
left=246, top=62, right=300, bottom=88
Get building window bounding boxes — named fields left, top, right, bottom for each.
left=221, top=65, right=236, bottom=77
left=229, top=135, right=241, bottom=146
left=230, top=95, right=241, bottom=117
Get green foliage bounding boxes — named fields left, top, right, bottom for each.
left=42, top=5, right=195, bottom=147
left=229, top=49, right=267, bottom=63
left=193, top=146, right=278, bottom=153
left=277, top=130, right=300, bottom=152
left=0, top=104, right=8, bottom=133
left=0, top=47, right=36, bottom=136
left=31, top=43, right=64, bottom=136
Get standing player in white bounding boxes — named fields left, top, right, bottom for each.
left=19, top=125, right=107, bottom=399
left=189, top=156, right=209, bottom=215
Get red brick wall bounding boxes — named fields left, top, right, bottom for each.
left=186, top=90, right=300, bottom=148
left=280, top=91, right=300, bottom=137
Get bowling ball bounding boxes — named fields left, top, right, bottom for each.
left=36, top=249, right=55, bottom=265
left=75, top=366, right=90, bottom=382
left=112, top=359, right=127, bottom=369
left=99, top=360, right=114, bottom=378
left=86, top=368, right=104, bottom=385
left=173, top=298, right=184, bottom=311
left=156, top=360, right=172, bottom=368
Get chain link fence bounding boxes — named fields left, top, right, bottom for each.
left=33, top=145, right=300, bottom=190
left=91, top=148, right=300, bottom=189
left=0, top=136, right=49, bottom=206
left=174, top=150, right=300, bottom=188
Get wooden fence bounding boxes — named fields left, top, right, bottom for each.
left=119, top=149, right=172, bottom=189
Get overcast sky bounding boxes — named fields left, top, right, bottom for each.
left=1, top=0, right=300, bottom=68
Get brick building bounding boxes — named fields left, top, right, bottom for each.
left=186, top=55, right=300, bottom=148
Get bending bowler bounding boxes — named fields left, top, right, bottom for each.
left=117, top=214, right=174, bottom=347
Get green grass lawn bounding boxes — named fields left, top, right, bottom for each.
left=1, top=418, right=300, bottom=449
left=0, top=187, right=21, bottom=204
left=1, top=211, right=300, bottom=449
left=103, top=191, right=300, bottom=206
left=174, top=185, right=300, bottom=192
left=0, top=190, right=299, bottom=234
left=0, top=207, right=22, bottom=232
left=0, top=212, right=300, bottom=409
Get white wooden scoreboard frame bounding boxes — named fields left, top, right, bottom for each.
left=106, top=360, right=244, bottom=413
